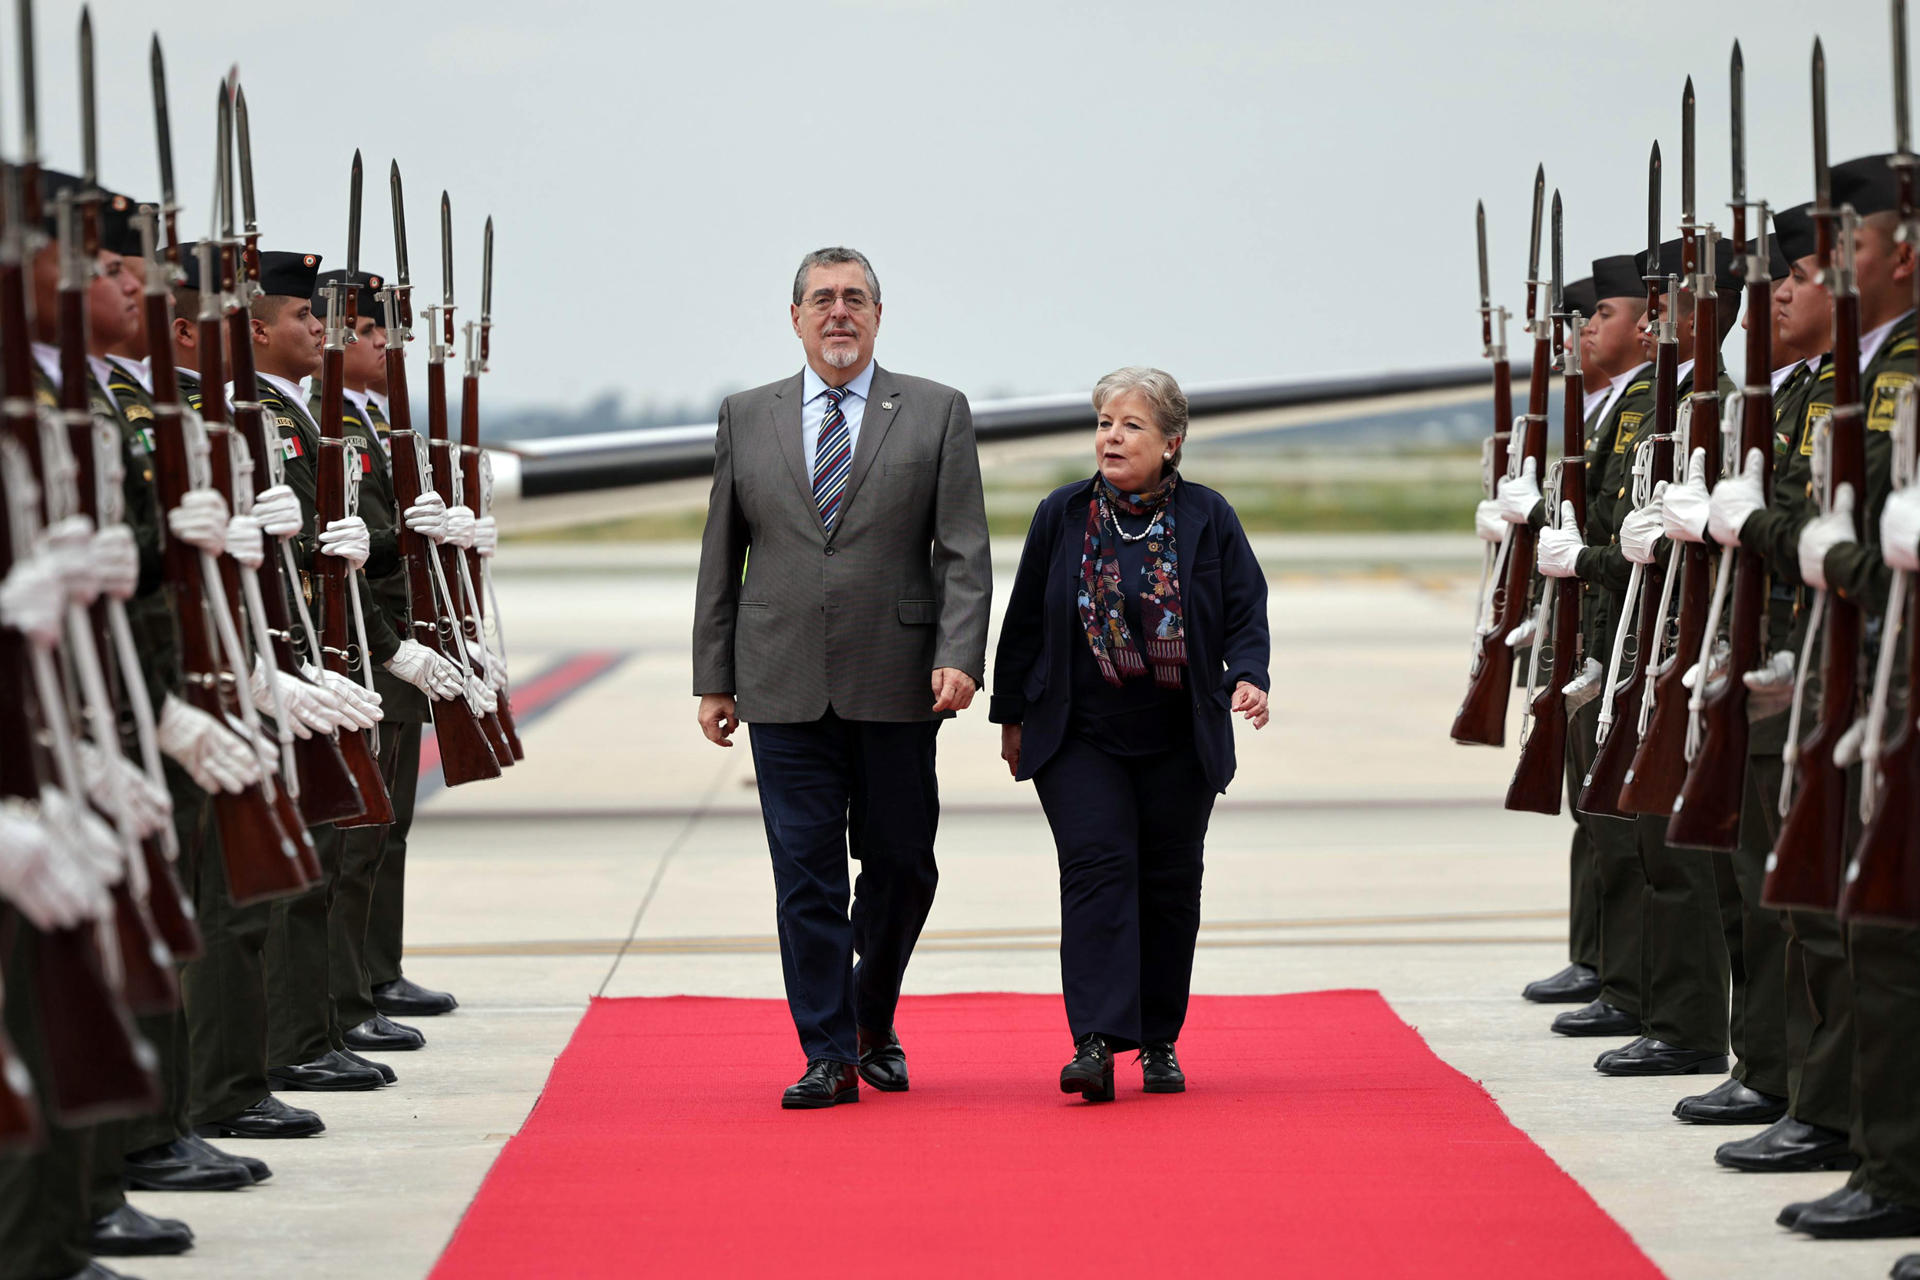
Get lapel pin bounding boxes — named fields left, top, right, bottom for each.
left=881, top=401, right=893, bottom=410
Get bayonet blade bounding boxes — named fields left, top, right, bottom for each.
left=389, top=160, right=410, bottom=286
left=1526, top=164, right=1544, bottom=284
left=1814, top=39, right=1831, bottom=209
left=149, top=35, right=175, bottom=206
left=1550, top=189, right=1564, bottom=314
left=440, top=191, right=454, bottom=307
left=1647, top=141, right=1662, bottom=275
left=1475, top=201, right=1490, bottom=308
left=1681, top=75, right=1696, bottom=223
left=215, top=79, right=233, bottom=238
left=1897, top=0, right=1913, bottom=156
left=346, top=149, right=362, bottom=276
left=1731, top=41, right=1747, bottom=202
left=235, top=83, right=256, bottom=232
left=481, top=217, right=493, bottom=322
left=18, top=0, right=38, bottom=166
left=78, top=6, right=96, bottom=186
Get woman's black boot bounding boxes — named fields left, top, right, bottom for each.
left=1060, top=1033, right=1115, bottom=1102
left=1141, top=1042, right=1185, bottom=1093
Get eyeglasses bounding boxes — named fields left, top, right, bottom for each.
left=802, top=290, right=873, bottom=314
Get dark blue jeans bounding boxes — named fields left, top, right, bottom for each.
left=748, top=713, right=941, bottom=1065
left=1032, top=736, right=1213, bottom=1050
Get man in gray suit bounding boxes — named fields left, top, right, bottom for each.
left=693, top=247, right=991, bottom=1109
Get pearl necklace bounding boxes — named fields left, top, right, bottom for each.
left=1100, top=492, right=1163, bottom=544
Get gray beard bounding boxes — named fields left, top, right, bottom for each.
left=821, top=344, right=860, bottom=370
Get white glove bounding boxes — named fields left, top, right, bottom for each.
left=92, top=524, right=139, bottom=601
left=1798, top=484, right=1857, bottom=591
left=252, top=485, right=303, bottom=539
left=1504, top=616, right=1538, bottom=648
left=39, top=786, right=124, bottom=891
left=1660, top=448, right=1712, bottom=544
left=0, top=554, right=65, bottom=645
left=0, top=808, right=99, bottom=929
left=1744, top=650, right=1797, bottom=721
left=225, top=514, right=264, bottom=570
left=316, top=669, right=383, bottom=727
left=250, top=659, right=348, bottom=739
left=466, top=672, right=498, bottom=715
left=1881, top=486, right=1920, bottom=573
left=1833, top=717, right=1870, bottom=769
left=1537, top=502, right=1583, bottom=578
left=1711, top=448, right=1767, bottom=548
left=403, top=491, right=448, bottom=542
left=1620, top=484, right=1667, bottom=565
left=1561, top=657, right=1603, bottom=712
left=384, top=639, right=465, bottom=699
left=1680, top=637, right=1731, bottom=699
left=444, top=504, right=477, bottom=549
left=1497, top=456, right=1543, bottom=525
left=317, top=515, right=369, bottom=570
left=156, top=695, right=261, bottom=794
left=485, top=644, right=508, bottom=694
left=473, top=514, right=498, bottom=557
left=166, top=489, right=230, bottom=555
left=1474, top=499, right=1507, bottom=544
left=45, top=516, right=101, bottom=606
left=77, top=740, right=172, bottom=838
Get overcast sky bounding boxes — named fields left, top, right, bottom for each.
left=4, top=0, right=1904, bottom=413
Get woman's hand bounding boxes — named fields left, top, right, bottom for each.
left=1232, top=681, right=1269, bottom=729
left=1000, top=723, right=1022, bottom=777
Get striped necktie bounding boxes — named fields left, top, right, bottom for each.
left=813, top=385, right=852, bottom=530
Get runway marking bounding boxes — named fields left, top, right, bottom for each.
left=406, top=907, right=1568, bottom=960
left=416, top=649, right=629, bottom=801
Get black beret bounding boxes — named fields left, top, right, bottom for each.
left=1591, top=255, right=1644, bottom=302
left=258, top=250, right=322, bottom=299
left=174, top=241, right=211, bottom=291
left=1832, top=153, right=1900, bottom=218
left=1773, top=202, right=1819, bottom=266
left=311, top=268, right=389, bottom=324
left=1562, top=276, right=1597, bottom=319
left=1636, top=235, right=1740, bottom=293
left=98, top=191, right=143, bottom=258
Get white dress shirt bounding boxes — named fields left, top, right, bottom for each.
left=1594, top=361, right=1651, bottom=431
left=801, top=359, right=875, bottom=477
left=1860, top=308, right=1915, bottom=370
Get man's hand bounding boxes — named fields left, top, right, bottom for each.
left=698, top=693, right=738, bottom=747
left=1474, top=499, right=1508, bottom=544
left=1232, top=680, right=1270, bottom=729
left=1799, top=484, right=1858, bottom=591
left=1710, top=448, right=1767, bottom=547
left=1620, top=484, right=1667, bottom=565
left=1537, top=502, right=1584, bottom=578
left=1881, top=486, right=1920, bottom=572
left=1497, top=456, right=1543, bottom=525
left=1000, top=723, right=1022, bottom=777
left=931, top=667, right=976, bottom=713
left=1660, top=448, right=1712, bottom=544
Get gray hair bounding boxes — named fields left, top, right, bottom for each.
left=1092, top=366, right=1190, bottom=466
left=792, top=247, right=881, bottom=306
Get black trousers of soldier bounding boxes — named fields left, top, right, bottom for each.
left=1715, top=752, right=1790, bottom=1098
left=1568, top=699, right=1642, bottom=1014
left=334, top=721, right=420, bottom=1031
left=1847, top=922, right=1920, bottom=1210
left=364, top=721, right=422, bottom=991
left=747, top=713, right=941, bottom=1066
left=1032, top=737, right=1214, bottom=1052
left=180, top=787, right=275, bottom=1126
left=1781, top=766, right=1862, bottom=1133
left=1632, top=813, right=1730, bottom=1052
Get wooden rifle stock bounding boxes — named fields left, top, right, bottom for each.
left=1672, top=263, right=1777, bottom=848
left=218, top=299, right=365, bottom=827
left=1766, top=217, right=1864, bottom=913
left=389, top=427, right=500, bottom=786
left=1844, top=588, right=1920, bottom=923
left=314, top=422, right=394, bottom=829
left=1453, top=346, right=1536, bottom=746
left=462, top=369, right=523, bottom=760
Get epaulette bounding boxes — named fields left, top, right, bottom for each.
left=1890, top=337, right=1918, bottom=357
left=1818, top=364, right=1836, bottom=381
left=1626, top=381, right=1652, bottom=396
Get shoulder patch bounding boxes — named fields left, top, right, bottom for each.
left=122, top=402, right=154, bottom=422
left=1801, top=402, right=1833, bottom=456
left=34, top=386, right=57, bottom=409
left=1868, top=371, right=1914, bottom=432
left=276, top=415, right=298, bottom=431
left=1613, top=411, right=1645, bottom=453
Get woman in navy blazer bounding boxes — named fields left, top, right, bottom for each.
left=990, top=367, right=1270, bottom=1102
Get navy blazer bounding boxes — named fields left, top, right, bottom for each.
left=989, top=477, right=1270, bottom=794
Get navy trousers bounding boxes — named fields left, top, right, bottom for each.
left=748, top=713, right=941, bottom=1065
left=1032, top=736, right=1214, bottom=1050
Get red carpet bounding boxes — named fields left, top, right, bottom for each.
left=432, top=992, right=1664, bottom=1279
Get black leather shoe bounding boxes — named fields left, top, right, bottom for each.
left=73, top=1262, right=151, bottom=1278
left=1673, top=1077, right=1789, bottom=1125
left=344, top=1012, right=425, bottom=1052
left=1891, top=1252, right=1920, bottom=1279
left=1778, top=1186, right=1853, bottom=1230
left=194, top=1095, right=326, bottom=1139
left=1551, top=1000, right=1641, bottom=1037
left=1060, top=1033, right=1115, bottom=1102
left=781, top=1059, right=859, bottom=1110
left=1795, top=1189, right=1920, bottom=1239
left=372, top=976, right=457, bottom=1017
left=184, top=1133, right=269, bottom=1184
left=267, top=1049, right=385, bottom=1092
left=339, top=1046, right=396, bottom=1084
left=1595, top=1037, right=1729, bottom=1076
left=121, top=1137, right=252, bottom=1192
left=1141, top=1042, right=1185, bottom=1093
left=1715, top=1117, right=1857, bottom=1173
left=856, top=1026, right=908, bottom=1092
left=88, top=1203, right=193, bottom=1257
left=1523, top=962, right=1602, bottom=1004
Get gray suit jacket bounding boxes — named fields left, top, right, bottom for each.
left=692, top=363, right=992, bottom=723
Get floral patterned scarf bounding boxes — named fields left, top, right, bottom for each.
left=1077, top=472, right=1186, bottom=688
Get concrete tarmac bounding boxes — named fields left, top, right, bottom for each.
left=128, top=536, right=1906, bottom=1280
